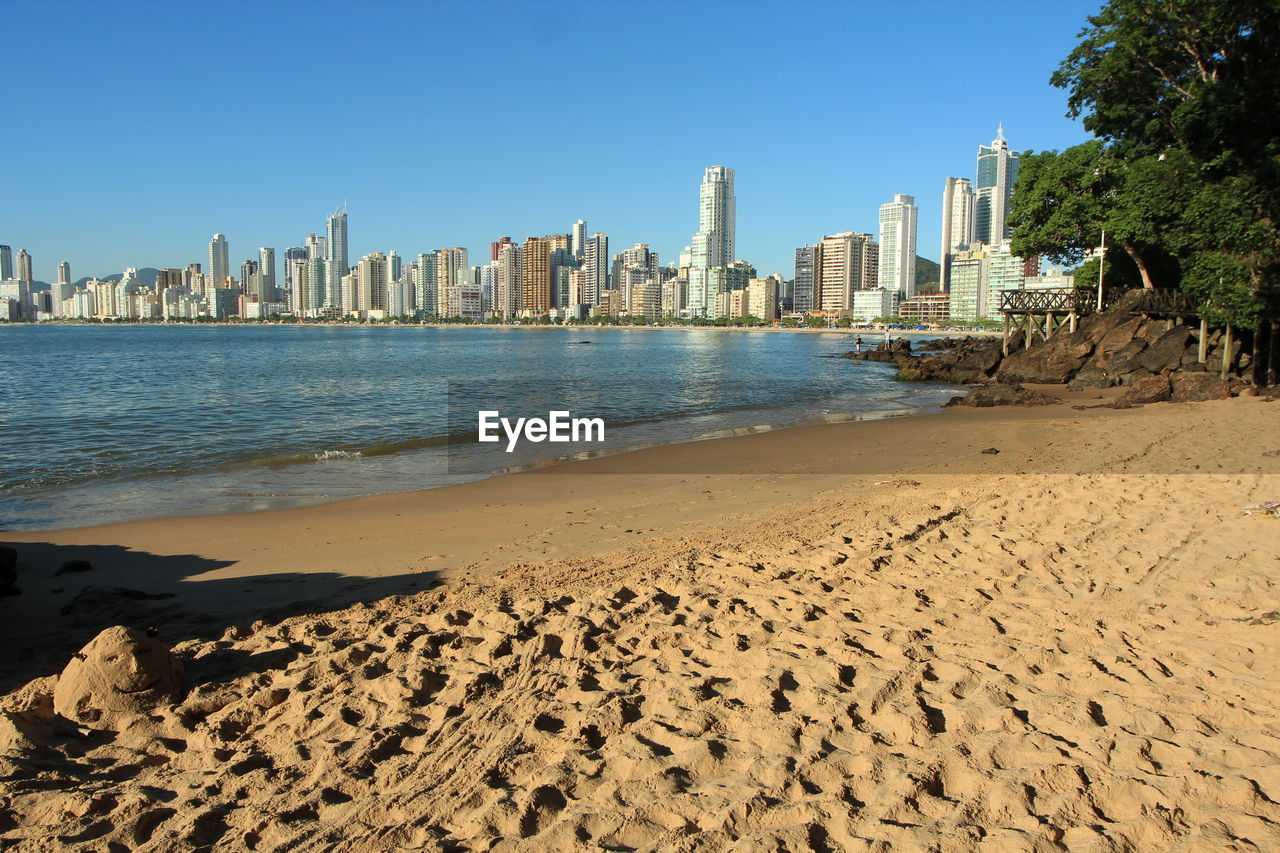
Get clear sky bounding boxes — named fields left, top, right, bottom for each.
left=2, top=0, right=1101, bottom=283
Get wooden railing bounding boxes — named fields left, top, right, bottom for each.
left=1000, top=286, right=1127, bottom=315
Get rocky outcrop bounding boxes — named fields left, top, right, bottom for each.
left=873, top=289, right=1260, bottom=403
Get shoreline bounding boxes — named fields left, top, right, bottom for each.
left=2, top=321, right=1002, bottom=337
left=5, top=387, right=1275, bottom=680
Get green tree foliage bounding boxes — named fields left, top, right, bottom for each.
left=1025, top=0, right=1280, bottom=323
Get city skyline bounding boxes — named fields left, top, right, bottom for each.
left=1, top=1, right=1099, bottom=282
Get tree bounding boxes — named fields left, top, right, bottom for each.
left=1009, top=140, right=1191, bottom=289
left=1050, top=0, right=1279, bottom=321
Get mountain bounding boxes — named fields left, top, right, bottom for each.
left=70, top=268, right=162, bottom=289
left=915, top=256, right=939, bottom=289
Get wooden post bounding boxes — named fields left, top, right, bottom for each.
left=1221, top=324, right=1233, bottom=379
left=1198, top=317, right=1208, bottom=363
left=1024, top=313, right=1033, bottom=350
left=1002, top=313, right=1010, bottom=356
left=1045, top=312, right=1054, bottom=340
left=1069, top=311, right=1077, bottom=334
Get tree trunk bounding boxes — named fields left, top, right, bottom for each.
left=1119, top=240, right=1156, bottom=290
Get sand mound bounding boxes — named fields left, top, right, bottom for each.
left=51, top=626, right=185, bottom=726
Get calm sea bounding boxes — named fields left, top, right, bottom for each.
left=0, top=324, right=963, bottom=530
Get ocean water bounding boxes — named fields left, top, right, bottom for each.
left=0, top=324, right=964, bottom=530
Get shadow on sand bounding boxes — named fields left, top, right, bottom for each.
left=0, top=540, right=440, bottom=693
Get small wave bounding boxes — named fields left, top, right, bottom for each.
left=313, top=449, right=362, bottom=461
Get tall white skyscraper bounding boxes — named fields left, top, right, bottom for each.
left=208, top=234, right=229, bottom=290
left=940, top=177, right=976, bottom=291
left=571, top=219, right=588, bottom=258
left=878, top=194, right=918, bottom=296
left=688, top=165, right=736, bottom=316
left=57, top=261, right=71, bottom=285
left=326, top=206, right=349, bottom=307
left=975, top=126, right=1019, bottom=245
left=692, top=165, right=735, bottom=269
left=258, top=247, right=276, bottom=296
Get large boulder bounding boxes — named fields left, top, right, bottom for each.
left=997, top=333, right=1095, bottom=384
left=53, top=626, right=185, bottom=726
left=1137, top=325, right=1193, bottom=374
left=1170, top=372, right=1233, bottom=403
left=946, top=383, right=1059, bottom=407
left=1118, top=374, right=1171, bottom=405
left=1067, top=367, right=1116, bottom=390
left=1087, top=337, right=1149, bottom=375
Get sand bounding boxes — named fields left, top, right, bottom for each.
left=2, top=390, right=1279, bottom=850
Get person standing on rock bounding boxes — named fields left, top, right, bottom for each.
left=855, top=336, right=863, bottom=355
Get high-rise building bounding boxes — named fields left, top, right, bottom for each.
left=975, top=126, right=1019, bottom=245
left=691, top=166, right=735, bottom=269
left=302, top=257, right=327, bottom=312
left=571, top=219, right=587, bottom=258
left=815, top=232, right=877, bottom=313
left=581, top=233, right=609, bottom=307
left=355, top=252, right=387, bottom=313
left=156, top=268, right=185, bottom=293
left=259, top=248, right=276, bottom=296
left=209, top=234, right=229, bottom=290
left=436, top=248, right=469, bottom=309
left=0, top=246, right=12, bottom=281
left=688, top=166, right=736, bottom=316
left=326, top=206, right=349, bottom=307
left=284, top=247, right=307, bottom=310
left=17, top=250, right=33, bottom=284
left=415, top=251, right=439, bottom=316
left=57, top=261, right=71, bottom=285
left=940, top=177, right=976, bottom=291
left=878, top=194, right=918, bottom=296
left=491, top=236, right=513, bottom=261
left=793, top=246, right=818, bottom=313
left=521, top=237, right=552, bottom=316
left=496, top=242, right=521, bottom=319
left=305, top=232, right=326, bottom=261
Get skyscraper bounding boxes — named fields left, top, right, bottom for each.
left=57, top=261, right=71, bottom=285
left=259, top=247, right=276, bottom=296
left=940, top=177, right=976, bottom=291
left=496, top=242, right=521, bottom=319
left=878, top=194, right=918, bottom=296
left=209, top=234, right=229, bottom=290
left=815, top=232, right=878, bottom=313
left=356, top=252, right=387, bottom=313
left=691, top=166, right=735, bottom=269
left=793, top=246, right=817, bottom=313
left=0, top=246, right=12, bottom=281
left=687, top=166, right=736, bottom=317
left=17, top=250, right=33, bottom=284
left=326, top=206, right=349, bottom=308
left=571, top=219, right=588, bottom=258
left=975, top=126, right=1019, bottom=245
left=521, top=237, right=552, bottom=316
left=415, top=251, right=439, bottom=316
left=581, top=233, right=609, bottom=308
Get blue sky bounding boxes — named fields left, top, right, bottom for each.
left=2, top=0, right=1101, bottom=282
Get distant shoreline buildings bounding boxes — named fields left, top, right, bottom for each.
left=2, top=130, right=1069, bottom=326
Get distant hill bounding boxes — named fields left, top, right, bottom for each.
left=915, top=256, right=939, bottom=288
left=70, top=267, right=162, bottom=289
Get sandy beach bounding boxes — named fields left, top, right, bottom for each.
left=3, top=388, right=1279, bottom=850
